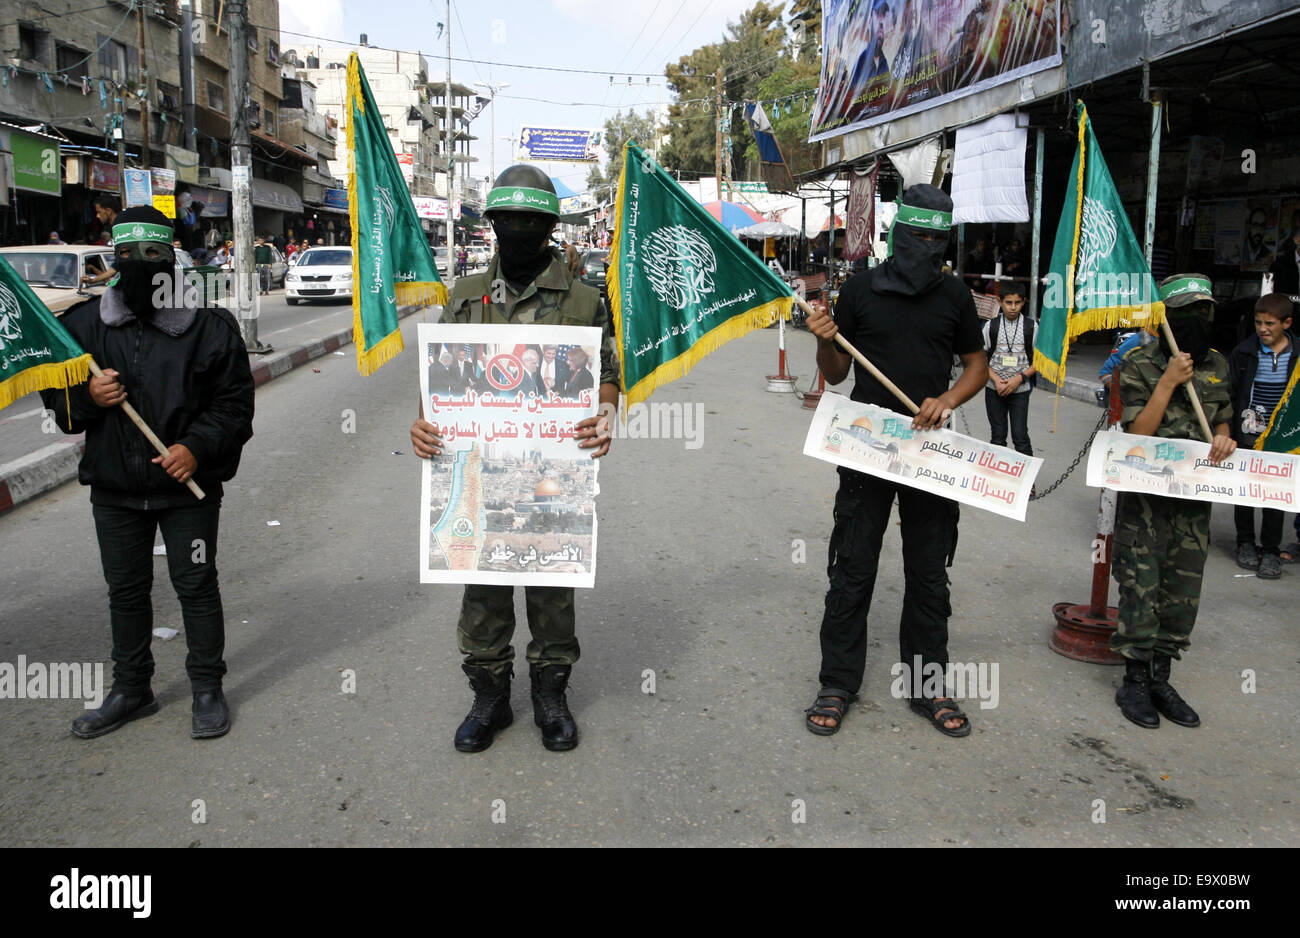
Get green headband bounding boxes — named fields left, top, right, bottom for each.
left=113, top=222, right=173, bottom=244
left=886, top=200, right=952, bottom=257
left=1158, top=276, right=1213, bottom=303
left=485, top=186, right=560, bottom=216
left=894, top=201, right=953, bottom=231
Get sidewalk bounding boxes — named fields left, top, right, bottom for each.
left=0, top=303, right=433, bottom=515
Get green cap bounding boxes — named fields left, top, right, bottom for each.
left=485, top=186, right=560, bottom=217
left=1158, top=274, right=1215, bottom=307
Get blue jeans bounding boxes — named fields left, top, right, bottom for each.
left=91, top=502, right=227, bottom=694
left=984, top=387, right=1033, bottom=455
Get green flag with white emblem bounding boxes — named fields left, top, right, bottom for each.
left=608, top=141, right=793, bottom=407
left=0, top=256, right=91, bottom=412
left=1036, top=102, right=1165, bottom=386
left=347, top=52, right=447, bottom=375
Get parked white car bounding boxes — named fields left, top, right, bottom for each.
left=284, top=246, right=353, bottom=304
left=0, top=245, right=116, bottom=315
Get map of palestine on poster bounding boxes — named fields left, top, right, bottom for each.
left=418, top=323, right=602, bottom=588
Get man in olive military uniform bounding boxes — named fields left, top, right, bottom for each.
left=1111, top=274, right=1236, bottom=729
left=410, top=165, right=620, bottom=753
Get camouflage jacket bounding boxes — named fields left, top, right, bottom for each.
left=1118, top=342, right=1232, bottom=440
left=445, top=249, right=620, bottom=389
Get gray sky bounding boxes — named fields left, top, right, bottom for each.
left=278, top=0, right=771, bottom=192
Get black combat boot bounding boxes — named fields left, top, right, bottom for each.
left=1149, top=654, right=1200, bottom=727
left=530, top=664, right=578, bottom=751
left=71, top=689, right=159, bottom=739
left=1115, top=658, right=1160, bottom=729
left=455, top=664, right=513, bottom=753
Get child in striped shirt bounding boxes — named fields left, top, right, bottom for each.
left=1229, top=294, right=1296, bottom=579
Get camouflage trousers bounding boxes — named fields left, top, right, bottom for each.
left=457, top=585, right=579, bottom=679
left=1110, top=492, right=1212, bottom=661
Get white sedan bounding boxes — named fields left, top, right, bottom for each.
left=284, top=247, right=354, bottom=304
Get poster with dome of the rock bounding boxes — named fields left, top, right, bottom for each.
left=417, top=323, right=602, bottom=587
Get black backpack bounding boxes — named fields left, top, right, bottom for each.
left=986, top=314, right=1037, bottom=389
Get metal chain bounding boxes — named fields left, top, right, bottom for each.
left=1028, top=409, right=1112, bottom=501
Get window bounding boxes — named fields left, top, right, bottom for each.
left=99, top=38, right=129, bottom=82
left=262, top=96, right=276, bottom=136
left=247, top=25, right=258, bottom=52
left=56, top=44, right=89, bottom=82
left=207, top=80, right=225, bottom=112
left=19, top=24, right=48, bottom=64
left=248, top=101, right=261, bottom=129
left=267, top=39, right=279, bottom=65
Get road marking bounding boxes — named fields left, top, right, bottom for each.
left=0, top=406, right=46, bottom=425
left=264, top=312, right=348, bottom=337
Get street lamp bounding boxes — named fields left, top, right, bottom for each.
left=473, top=81, right=509, bottom=181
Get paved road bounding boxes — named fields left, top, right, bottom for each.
left=0, top=321, right=1294, bottom=846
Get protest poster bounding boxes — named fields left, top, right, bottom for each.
left=1086, top=430, right=1299, bottom=510
left=802, top=393, right=1044, bottom=522
left=417, top=323, right=602, bottom=587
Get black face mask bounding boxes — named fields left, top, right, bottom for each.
left=874, top=223, right=948, bottom=296
left=1160, top=314, right=1212, bottom=364
left=491, top=214, right=554, bottom=286
left=115, top=259, right=174, bottom=319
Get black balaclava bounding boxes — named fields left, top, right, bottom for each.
left=1160, top=302, right=1214, bottom=364
left=874, top=183, right=953, bottom=297
left=491, top=212, right=556, bottom=288
left=112, top=206, right=176, bottom=319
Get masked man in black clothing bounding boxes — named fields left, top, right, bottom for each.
left=40, top=206, right=255, bottom=740
left=803, top=184, right=988, bottom=739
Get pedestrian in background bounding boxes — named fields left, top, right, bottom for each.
left=254, top=236, right=273, bottom=295
left=1228, top=293, right=1295, bottom=578
left=981, top=286, right=1036, bottom=456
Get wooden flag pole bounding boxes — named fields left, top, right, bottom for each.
left=793, top=294, right=920, bottom=415
left=88, top=359, right=205, bottom=500
left=1156, top=319, right=1214, bottom=442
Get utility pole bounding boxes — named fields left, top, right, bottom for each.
left=473, top=81, right=508, bottom=181
left=228, top=0, right=267, bottom=351
left=444, top=0, right=455, bottom=290
left=136, top=0, right=152, bottom=169
left=180, top=1, right=196, bottom=161
left=114, top=90, right=127, bottom=198
left=714, top=67, right=722, bottom=202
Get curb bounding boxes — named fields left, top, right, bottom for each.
left=1039, top=374, right=1104, bottom=407
left=0, top=304, right=429, bottom=518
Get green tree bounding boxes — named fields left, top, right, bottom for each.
left=586, top=108, right=659, bottom=199
left=660, top=1, right=787, bottom=184
left=744, top=57, right=822, bottom=178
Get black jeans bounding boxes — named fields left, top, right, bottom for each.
left=1234, top=505, right=1284, bottom=554
left=984, top=386, right=1033, bottom=455
left=818, top=471, right=957, bottom=696
left=92, top=502, right=227, bottom=694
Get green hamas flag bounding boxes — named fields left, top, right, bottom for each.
left=1257, top=366, right=1300, bottom=454
left=0, top=255, right=91, bottom=412
left=1035, top=102, right=1165, bottom=386
left=347, top=52, right=446, bottom=376
left=609, top=140, right=793, bottom=407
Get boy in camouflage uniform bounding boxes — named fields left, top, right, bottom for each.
left=1112, top=274, right=1236, bottom=729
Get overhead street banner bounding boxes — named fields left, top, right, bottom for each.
left=417, top=323, right=602, bottom=588
left=803, top=393, right=1044, bottom=522
left=516, top=126, right=603, bottom=163
left=810, top=0, right=1063, bottom=142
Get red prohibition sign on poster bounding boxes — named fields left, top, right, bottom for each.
left=486, top=353, right=524, bottom=391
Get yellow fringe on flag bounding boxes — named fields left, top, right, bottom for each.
left=623, top=296, right=793, bottom=410
left=1255, top=358, right=1300, bottom=453
left=396, top=281, right=448, bottom=309
left=608, top=148, right=632, bottom=397
left=0, top=353, right=92, bottom=412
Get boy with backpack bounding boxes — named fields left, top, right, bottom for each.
left=982, top=287, right=1037, bottom=455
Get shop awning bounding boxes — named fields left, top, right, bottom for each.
left=191, top=167, right=304, bottom=213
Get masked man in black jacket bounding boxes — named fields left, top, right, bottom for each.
left=40, top=206, right=255, bottom=740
